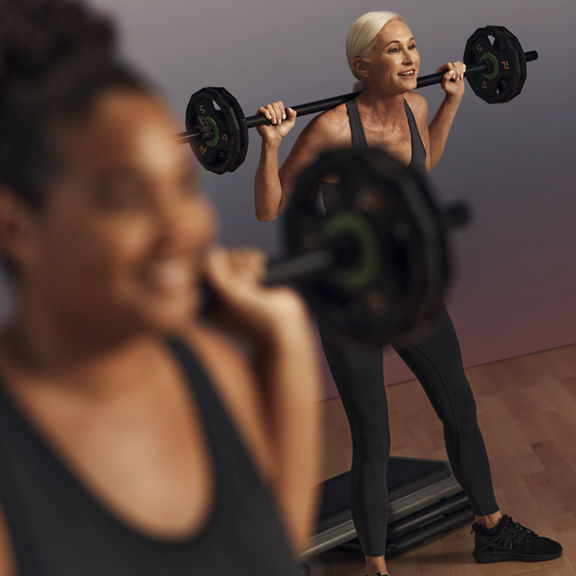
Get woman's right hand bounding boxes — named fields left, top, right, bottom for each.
left=202, top=246, right=310, bottom=342
left=256, top=101, right=297, bottom=144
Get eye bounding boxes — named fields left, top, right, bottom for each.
left=97, top=187, right=149, bottom=211
left=91, top=178, right=152, bottom=212
left=409, top=43, right=417, bottom=50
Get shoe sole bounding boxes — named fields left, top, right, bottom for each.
left=474, top=551, right=563, bottom=563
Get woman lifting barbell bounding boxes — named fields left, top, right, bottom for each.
left=254, top=11, right=562, bottom=576
left=0, top=1, right=322, bottom=575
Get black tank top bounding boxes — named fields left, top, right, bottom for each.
left=0, top=338, right=299, bottom=576
left=346, top=98, right=427, bottom=175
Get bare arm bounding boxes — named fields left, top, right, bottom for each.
left=194, top=248, right=323, bottom=554
left=254, top=103, right=349, bottom=221
left=255, top=139, right=284, bottom=221
left=254, top=102, right=297, bottom=221
left=428, top=95, right=463, bottom=169
left=426, top=61, right=466, bottom=170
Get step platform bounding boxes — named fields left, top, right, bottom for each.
left=303, top=456, right=474, bottom=560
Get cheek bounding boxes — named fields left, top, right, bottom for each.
left=175, top=195, right=219, bottom=258
left=33, top=196, right=219, bottom=298
left=380, top=55, right=397, bottom=72
left=43, top=217, right=153, bottom=286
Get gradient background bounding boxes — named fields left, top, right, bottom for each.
left=1, top=0, right=574, bottom=397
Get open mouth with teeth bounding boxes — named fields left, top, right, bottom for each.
left=141, top=258, right=194, bottom=297
left=399, top=70, right=416, bottom=78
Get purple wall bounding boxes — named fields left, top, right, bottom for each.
left=1, top=0, right=574, bottom=396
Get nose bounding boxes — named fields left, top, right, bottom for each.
left=402, top=48, right=414, bottom=65
left=153, top=194, right=194, bottom=250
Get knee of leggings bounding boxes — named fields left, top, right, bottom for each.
left=438, top=377, right=478, bottom=414
left=352, top=422, right=390, bottom=461
left=441, top=395, right=481, bottom=437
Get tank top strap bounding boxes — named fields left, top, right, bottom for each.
left=346, top=99, right=368, bottom=149
left=0, top=387, right=43, bottom=575
left=402, top=99, right=427, bottom=173
left=165, top=337, right=250, bottom=462
left=165, top=336, right=274, bottom=489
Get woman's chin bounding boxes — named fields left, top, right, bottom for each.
left=129, top=293, right=197, bottom=335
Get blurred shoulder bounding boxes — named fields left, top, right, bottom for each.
left=178, top=323, right=255, bottom=402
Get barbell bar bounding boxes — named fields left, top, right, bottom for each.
left=178, top=26, right=538, bottom=174
left=179, top=49, right=537, bottom=145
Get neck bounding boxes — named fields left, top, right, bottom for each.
left=356, top=84, right=406, bottom=117
left=2, top=292, right=156, bottom=380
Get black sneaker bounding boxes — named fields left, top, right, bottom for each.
left=472, top=515, right=563, bottom=563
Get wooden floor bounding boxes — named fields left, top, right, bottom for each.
left=310, top=343, right=576, bottom=576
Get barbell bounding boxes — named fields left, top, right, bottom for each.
left=179, top=25, right=538, bottom=174
left=204, top=147, right=470, bottom=346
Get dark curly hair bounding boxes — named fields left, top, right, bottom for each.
left=0, top=0, right=150, bottom=207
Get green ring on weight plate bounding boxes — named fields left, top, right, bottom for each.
left=204, top=116, right=221, bottom=148
left=480, top=51, right=500, bottom=80
left=321, top=211, right=382, bottom=292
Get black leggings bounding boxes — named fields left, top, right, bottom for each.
left=317, top=305, right=499, bottom=557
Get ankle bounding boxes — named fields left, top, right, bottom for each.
left=475, top=511, right=503, bottom=529
left=365, top=554, right=388, bottom=576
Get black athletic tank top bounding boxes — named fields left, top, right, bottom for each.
left=0, top=338, right=299, bottom=576
left=346, top=98, right=427, bottom=175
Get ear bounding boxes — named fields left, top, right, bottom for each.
left=352, top=57, right=370, bottom=81
left=0, top=186, right=39, bottom=269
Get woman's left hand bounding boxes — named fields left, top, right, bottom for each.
left=438, top=61, right=466, bottom=99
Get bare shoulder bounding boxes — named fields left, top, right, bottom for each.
left=405, top=92, right=429, bottom=123
left=281, top=103, right=351, bottom=183
left=304, top=103, right=351, bottom=148
left=178, top=324, right=275, bottom=480
left=0, top=500, right=15, bottom=576
left=182, top=323, right=250, bottom=379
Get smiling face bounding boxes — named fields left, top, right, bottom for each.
left=355, top=19, right=421, bottom=95
left=2, top=89, right=217, bottom=339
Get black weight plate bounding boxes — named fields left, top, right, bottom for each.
left=285, top=148, right=451, bottom=346
left=487, top=28, right=524, bottom=102
left=388, top=166, right=449, bottom=346
left=287, top=169, right=398, bottom=344
left=464, top=25, right=527, bottom=103
left=185, top=88, right=234, bottom=173
left=500, top=27, right=528, bottom=100
left=217, top=87, right=249, bottom=173
left=185, top=87, right=245, bottom=174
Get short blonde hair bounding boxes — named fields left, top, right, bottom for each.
left=346, top=11, right=403, bottom=90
